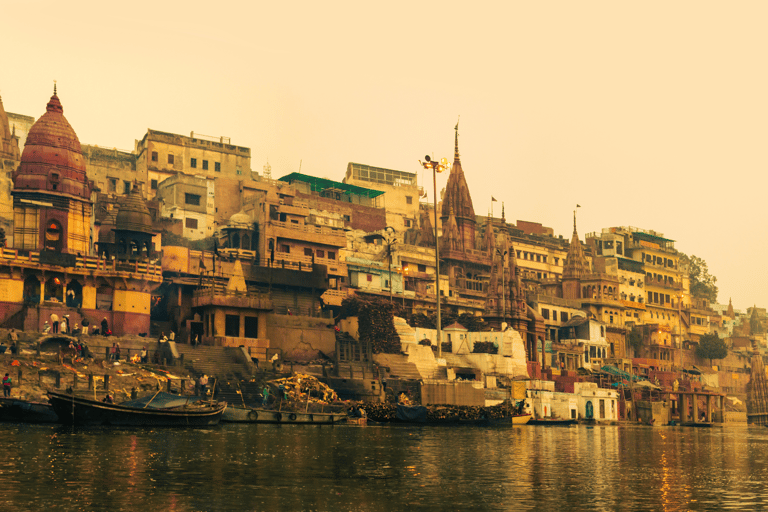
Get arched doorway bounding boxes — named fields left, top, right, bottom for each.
left=23, top=275, right=41, bottom=304
left=66, top=279, right=83, bottom=308
left=44, top=276, right=64, bottom=302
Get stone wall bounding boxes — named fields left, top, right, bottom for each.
left=266, top=313, right=335, bottom=361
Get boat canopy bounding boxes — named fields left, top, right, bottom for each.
left=120, top=392, right=201, bottom=409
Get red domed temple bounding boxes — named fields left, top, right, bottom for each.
left=0, top=88, right=162, bottom=335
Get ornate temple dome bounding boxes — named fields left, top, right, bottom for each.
left=12, top=87, right=91, bottom=199
left=99, top=206, right=119, bottom=244
left=227, top=209, right=253, bottom=230
left=115, top=184, right=153, bottom=234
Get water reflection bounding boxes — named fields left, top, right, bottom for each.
left=0, top=424, right=766, bottom=510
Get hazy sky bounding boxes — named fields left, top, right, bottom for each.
left=3, top=1, right=766, bottom=310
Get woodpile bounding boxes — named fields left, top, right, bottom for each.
left=269, top=373, right=339, bottom=404
left=364, top=401, right=514, bottom=423
left=472, top=342, right=497, bottom=354
left=338, top=297, right=400, bottom=354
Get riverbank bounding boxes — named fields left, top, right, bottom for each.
left=0, top=328, right=195, bottom=403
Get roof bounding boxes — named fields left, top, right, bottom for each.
left=632, top=230, right=675, bottom=244
left=279, top=172, right=385, bottom=199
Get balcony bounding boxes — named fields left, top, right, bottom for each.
left=192, top=286, right=273, bottom=310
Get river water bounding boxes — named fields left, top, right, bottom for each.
left=0, top=422, right=766, bottom=511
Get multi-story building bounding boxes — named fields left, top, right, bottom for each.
left=135, top=129, right=251, bottom=199
left=155, top=174, right=215, bottom=241
left=343, top=162, right=421, bottom=233
left=82, top=145, right=138, bottom=197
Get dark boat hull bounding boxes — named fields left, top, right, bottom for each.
left=222, top=406, right=347, bottom=424
left=47, top=391, right=225, bottom=426
left=528, top=418, right=577, bottom=426
left=0, top=398, right=59, bottom=423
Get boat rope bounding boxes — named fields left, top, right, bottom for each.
left=143, top=390, right=162, bottom=409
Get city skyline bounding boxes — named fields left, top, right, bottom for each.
left=3, top=1, right=766, bottom=309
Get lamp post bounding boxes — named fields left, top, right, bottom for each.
left=496, top=248, right=508, bottom=327
left=420, top=155, right=448, bottom=358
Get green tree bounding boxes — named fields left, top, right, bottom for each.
left=695, top=332, right=727, bottom=366
left=679, top=253, right=718, bottom=303
left=627, top=327, right=644, bottom=356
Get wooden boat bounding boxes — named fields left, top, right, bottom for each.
left=528, top=417, right=577, bottom=426
left=222, top=405, right=348, bottom=424
left=0, top=398, right=59, bottom=423
left=47, top=390, right=226, bottom=426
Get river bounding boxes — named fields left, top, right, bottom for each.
left=0, top=422, right=765, bottom=511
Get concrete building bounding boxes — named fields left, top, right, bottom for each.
left=82, top=145, right=139, bottom=197
left=156, top=174, right=215, bottom=241
left=343, top=162, right=421, bottom=233
left=135, top=129, right=251, bottom=199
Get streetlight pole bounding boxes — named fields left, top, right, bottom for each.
left=421, top=155, right=447, bottom=358
left=496, top=248, right=507, bottom=327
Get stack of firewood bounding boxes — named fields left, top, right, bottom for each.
left=363, top=402, right=513, bottom=423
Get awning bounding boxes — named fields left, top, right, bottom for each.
left=600, top=365, right=640, bottom=382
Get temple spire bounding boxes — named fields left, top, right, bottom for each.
left=53, top=80, right=57, bottom=96
left=454, top=116, right=460, bottom=160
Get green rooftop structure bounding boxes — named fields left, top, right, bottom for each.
left=279, top=172, right=385, bottom=205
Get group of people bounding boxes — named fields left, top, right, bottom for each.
left=44, top=315, right=109, bottom=337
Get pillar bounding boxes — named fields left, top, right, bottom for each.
left=692, top=393, right=699, bottom=423
left=680, top=394, right=688, bottom=424
left=258, top=312, right=268, bottom=340
left=706, top=395, right=713, bottom=423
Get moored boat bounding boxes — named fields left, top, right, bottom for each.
left=47, top=390, right=226, bottom=426
left=528, top=418, right=577, bottom=426
left=222, top=405, right=347, bottom=424
left=0, top=398, right=59, bottom=423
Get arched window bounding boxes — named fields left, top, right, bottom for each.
left=45, top=220, right=63, bottom=252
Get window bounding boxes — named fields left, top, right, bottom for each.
left=316, top=250, right=325, bottom=258
left=236, top=166, right=242, bottom=175
left=279, top=244, right=290, bottom=253
left=304, top=248, right=313, bottom=256
left=327, top=251, right=335, bottom=260
left=151, top=151, right=158, bottom=162
left=215, top=162, right=221, bottom=172
left=109, top=178, right=117, bottom=192
left=560, top=312, right=568, bottom=322
left=202, top=160, right=208, bottom=170
left=541, top=308, right=550, bottom=320
left=225, top=314, right=239, bottom=337
left=343, top=215, right=351, bottom=222
left=168, top=154, right=174, bottom=164
left=151, top=179, right=158, bottom=190
left=185, top=218, right=198, bottom=229
left=367, top=274, right=373, bottom=282
left=185, top=193, right=201, bottom=206
left=191, top=158, right=197, bottom=168
left=404, top=219, right=412, bottom=228
left=406, top=196, right=413, bottom=204
left=418, top=264, right=426, bottom=272
left=124, top=181, right=132, bottom=194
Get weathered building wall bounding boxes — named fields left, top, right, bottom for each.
left=421, top=380, right=485, bottom=406
left=266, top=314, right=336, bottom=361
left=82, top=145, right=139, bottom=196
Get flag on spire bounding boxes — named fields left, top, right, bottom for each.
left=492, top=197, right=497, bottom=202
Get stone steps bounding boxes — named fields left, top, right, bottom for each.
left=173, top=345, right=252, bottom=380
